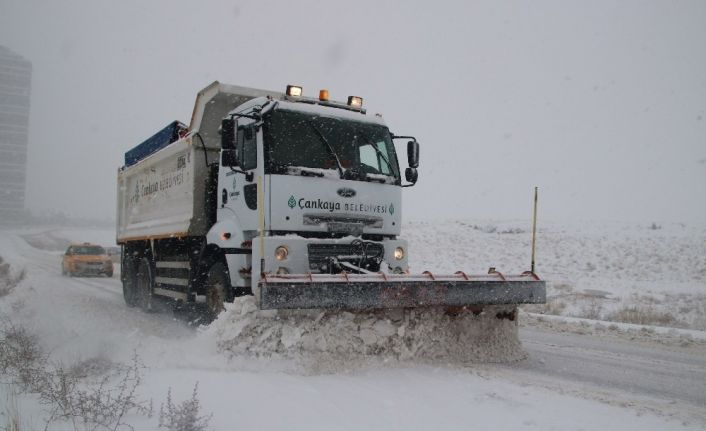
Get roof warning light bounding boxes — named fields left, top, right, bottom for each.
left=286, top=85, right=303, bottom=97
left=347, top=96, right=363, bottom=108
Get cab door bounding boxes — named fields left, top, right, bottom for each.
left=218, top=119, right=261, bottom=233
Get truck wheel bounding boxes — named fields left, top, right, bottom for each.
left=122, top=259, right=138, bottom=307
left=136, top=258, right=154, bottom=312
left=204, top=262, right=229, bottom=322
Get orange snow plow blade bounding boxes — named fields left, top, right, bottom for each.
left=259, top=271, right=545, bottom=310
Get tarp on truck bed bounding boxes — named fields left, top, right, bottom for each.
left=124, top=121, right=187, bottom=167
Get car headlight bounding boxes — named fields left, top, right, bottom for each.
left=275, top=246, right=289, bottom=261
left=394, top=247, right=405, bottom=260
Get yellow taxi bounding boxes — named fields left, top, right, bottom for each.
left=61, top=243, right=114, bottom=277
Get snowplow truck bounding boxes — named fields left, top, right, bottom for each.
left=116, top=82, right=545, bottom=319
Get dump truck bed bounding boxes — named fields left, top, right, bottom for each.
left=116, top=136, right=214, bottom=242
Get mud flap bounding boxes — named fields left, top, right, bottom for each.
left=259, top=272, right=546, bottom=310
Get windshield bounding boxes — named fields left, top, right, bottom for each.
left=263, top=109, right=400, bottom=183
left=71, top=245, right=106, bottom=255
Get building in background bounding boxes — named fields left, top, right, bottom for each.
left=0, top=46, right=32, bottom=223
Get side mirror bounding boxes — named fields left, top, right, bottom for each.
left=407, top=140, right=419, bottom=168
left=221, top=118, right=236, bottom=150
left=222, top=149, right=239, bottom=167
left=405, top=167, right=418, bottom=184
left=243, top=125, right=254, bottom=141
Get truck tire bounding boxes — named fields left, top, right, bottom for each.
left=204, top=262, right=229, bottom=322
left=136, top=257, right=154, bottom=312
left=122, top=258, right=138, bottom=307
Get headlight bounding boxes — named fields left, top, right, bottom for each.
left=275, top=246, right=289, bottom=261
left=394, top=247, right=405, bottom=260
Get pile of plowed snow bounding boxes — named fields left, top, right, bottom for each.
left=203, top=297, right=526, bottom=372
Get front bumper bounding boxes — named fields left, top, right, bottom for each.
left=73, top=262, right=112, bottom=276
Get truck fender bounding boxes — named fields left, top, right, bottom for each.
left=206, top=219, right=244, bottom=250
left=206, top=219, right=248, bottom=290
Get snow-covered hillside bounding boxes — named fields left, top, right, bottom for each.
left=1, top=220, right=705, bottom=430
left=406, top=219, right=706, bottom=330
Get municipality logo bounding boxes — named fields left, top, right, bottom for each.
left=389, top=203, right=395, bottom=215
left=288, top=195, right=297, bottom=209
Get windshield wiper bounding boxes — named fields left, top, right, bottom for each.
left=360, top=133, right=395, bottom=178
left=364, top=175, right=388, bottom=184
left=291, top=167, right=325, bottom=177
left=370, top=141, right=395, bottom=176
left=309, top=120, right=345, bottom=179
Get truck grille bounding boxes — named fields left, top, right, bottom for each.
left=307, top=242, right=384, bottom=271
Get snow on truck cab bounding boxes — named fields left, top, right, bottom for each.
left=116, top=82, right=545, bottom=320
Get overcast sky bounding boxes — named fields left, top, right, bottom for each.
left=1, top=0, right=705, bottom=224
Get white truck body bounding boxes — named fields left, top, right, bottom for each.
left=116, top=82, right=545, bottom=317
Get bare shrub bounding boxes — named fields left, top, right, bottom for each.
left=678, top=305, right=693, bottom=314
left=545, top=299, right=567, bottom=315
left=499, top=227, right=525, bottom=234
left=608, top=306, right=676, bottom=327
left=159, top=383, right=212, bottom=431
left=639, top=295, right=662, bottom=305
left=0, top=257, right=25, bottom=298
left=2, top=385, right=23, bottom=431
left=37, top=353, right=153, bottom=430
left=0, top=321, right=45, bottom=388
left=579, top=299, right=603, bottom=320
left=523, top=298, right=567, bottom=316
left=471, top=224, right=497, bottom=234
left=0, top=320, right=152, bottom=430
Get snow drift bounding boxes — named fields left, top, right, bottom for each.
left=205, top=297, right=525, bottom=372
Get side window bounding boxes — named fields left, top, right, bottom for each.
left=237, top=125, right=257, bottom=171
left=65, top=247, right=72, bottom=256
left=359, top=145, right=378, bottom=171
left=359, top=142, right=391, bottom=175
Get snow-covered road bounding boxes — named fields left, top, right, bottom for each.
left=1, top=226, right=705, bottom=430
left=516, top=326, right=706, bottom=407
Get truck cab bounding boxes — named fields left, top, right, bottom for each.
left=209, top=89, right=418, bottom=302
